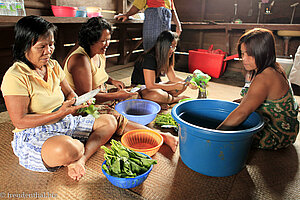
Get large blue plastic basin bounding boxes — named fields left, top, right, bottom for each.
left=171, top=99, right=264, bottom=177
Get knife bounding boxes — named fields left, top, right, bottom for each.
left=74, top=88, right=101, bottom=106
left=184, top=75, right=193, bottom=86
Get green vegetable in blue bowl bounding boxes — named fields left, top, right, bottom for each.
left=101, top=139, right=157, bottom=188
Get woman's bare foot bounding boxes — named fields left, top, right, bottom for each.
left=159, top=132, right=178, bottom=152
left=67, top=158, right=86, bottom=181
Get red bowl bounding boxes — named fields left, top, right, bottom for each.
left=51, top=5, right=77, bottom=17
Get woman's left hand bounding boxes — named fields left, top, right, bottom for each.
left=168, top=82, right=187, bottom=96
left=111, top=79, right=125, bottom=90
left=188, top=81, right=199, bottom=90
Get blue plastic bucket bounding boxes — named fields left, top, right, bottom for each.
left=171, top=99, right=264, bottom=177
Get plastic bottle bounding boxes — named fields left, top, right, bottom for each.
left=192, top=69, right=211, bottom=85
left=197, top=81, right=207, bottom=99
left=16, top=0, right=26, bottom=16
left=192, top=69, right=211, bottom=99
left=8, top=0, right=17, bottom=16
left=0, top=1, right=6, bottom=15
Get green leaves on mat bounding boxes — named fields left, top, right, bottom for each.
left=101, top=139, right=157, bottom=178
left=154, top=113, right=178, bottom=127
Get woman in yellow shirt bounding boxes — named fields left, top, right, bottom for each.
left=64, top=17, right=136, bottom=104
left=64, top=17, right=178, bottom=153
left=1, top=16, right=119, bottom=181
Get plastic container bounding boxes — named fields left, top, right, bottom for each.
left=171, top=99, right=264, bottom=177
left=75, top=7, right=87, bottom=17
left=86, top=7, right=102, bottom=18
left=51, top=5, right=77, bottom=17
left=115, top=99, right=161, bottom=125
left=101, top=152, right=153, bottom=189
left=188, top=49, right=227, bottom=78
left=121, top=129, right=163, bottom=156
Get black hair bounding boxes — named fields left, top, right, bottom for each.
left=137, top=30, right=179, bottom=77
left=78, top=17, right=112, bottom=56
left=13, top=15, right=57, bottom=70
left=238, top=28, right=279, bottom=75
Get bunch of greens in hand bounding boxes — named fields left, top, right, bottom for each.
left=101, top=139, right=157, bottom=178
left=76, top=98, right=100, bottom=118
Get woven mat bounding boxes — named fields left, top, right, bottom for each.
left=0, top=121, right=299, bottom=200
left=0, top=122, right=144, bottom=200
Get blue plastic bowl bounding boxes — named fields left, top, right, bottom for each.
left=171, top=99, right=264, bottom=177
left=101, top=153, right=154, bottom=189
left=115, top=99, right=161, bottom=125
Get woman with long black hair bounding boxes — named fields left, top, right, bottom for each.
left=217, top=28, right=299, bottom=150
left=131, top=30, right=197, bottom=109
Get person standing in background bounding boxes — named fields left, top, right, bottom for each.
left=116, top=0, right=182, bottom=51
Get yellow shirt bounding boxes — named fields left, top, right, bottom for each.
left=64, top=46, right=109, bottom=91
left=1, top=59, right=65, bottom=114
left=133, top=0, right=173, bottom=10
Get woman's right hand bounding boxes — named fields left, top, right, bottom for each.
left=58, top=98, right=88, bottom=116
left=115, top=14, right=128, bottom=22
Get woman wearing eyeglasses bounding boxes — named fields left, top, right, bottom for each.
left=131, top=30, right=197, bottom=109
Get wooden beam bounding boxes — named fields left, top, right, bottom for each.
left=117, top=0, right=127, bottom=14
left=200, top=0, right=206, bottom=21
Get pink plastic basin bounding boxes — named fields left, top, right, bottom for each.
left=51, top=5, right=77, bottom=17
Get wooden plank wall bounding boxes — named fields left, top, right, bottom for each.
left=175, top=0, right=300, bottom=24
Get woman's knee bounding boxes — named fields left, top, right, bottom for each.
left=93, top=114, right=118, bottom=132
left=41, top=135, right=84, bottom=167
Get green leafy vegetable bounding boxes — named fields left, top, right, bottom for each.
left=101, top=139, right=157, bottom=178
left=155, top=113, right=178, bottom=127
left=76, top=98, right=100, bottom=118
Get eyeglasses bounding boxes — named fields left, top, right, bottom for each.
left=170, top=46, right=177, bottom=51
